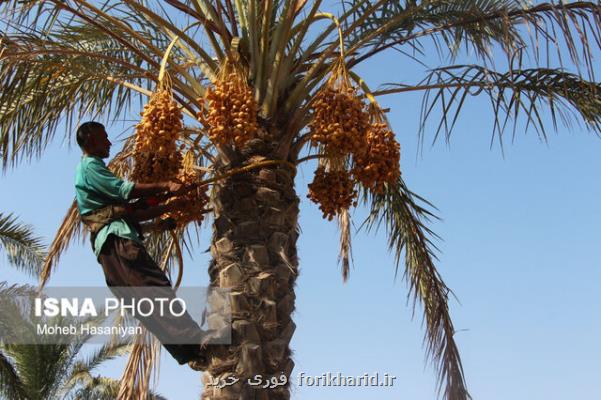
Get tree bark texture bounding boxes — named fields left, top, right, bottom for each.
left=201, top=140, right=299, bottom=400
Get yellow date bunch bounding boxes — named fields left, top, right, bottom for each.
left=309, top=81, right=369, bottom=158
left=352, top=119, right=401, bottom=193
left=307, top=166, right=357, bottom=221
left=201, top=62, right=259, bottom=148
left=131, top=89, right=183, bottom=183
left=167, top=151, right=209, bottom=226
left=307, top=64, right=402, bottom=218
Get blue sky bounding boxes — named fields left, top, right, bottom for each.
left=1, top=9, right=601, bottom=400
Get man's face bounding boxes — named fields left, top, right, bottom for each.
left=85, top=128, right=112, bottom=158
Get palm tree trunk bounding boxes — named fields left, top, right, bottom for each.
left=202, top=140, right=299, bottom=400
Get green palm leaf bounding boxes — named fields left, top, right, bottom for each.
left=64, top=340, right=132, bottom=391
left=345, top=0, right=527, bottom=59
left=69, top=376, right=167, bottom=400
left=0, top=0, right=206, bottom=168
left=0, top=25, right=150, bottom=168
left=346, top=1, right=601, bottom=72
left=0, top=282, right=148, bottom=400
left=0, top=350, right=27, bottom=400
left=375, top=65, right=601, bottom=146
left=0, top=213, right=46, bottom=275
left=360, top=177, right=469, bottom=399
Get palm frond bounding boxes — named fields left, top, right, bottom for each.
left=0, top=282, right=150, bottom=400
left=39, top=201, right=82, bottom=288
left=118, top=328, right=161, bottom=400
left=360, top=177, right=470, bottom=400
left=0, top=350, right=27, bottom=400
left=69, top=377, right=121, bottom=400
left=347, top=0, right=528, bottom=60
left=0, top=31, right=148, bottom=167
left=348, top=1, right=601, bottom=74
left=0, top=212, right=46, bottom=275
left=0, top=281, right=39, bottom=298
left=0, top=0, right=207, bottom=168
left=1, top=283, right=107, bottom=396
left=144, top=230, right=179, bottom=276
left=375, top=65, right=601, bottom=146
left=337, top=208, right=353, bottom=282
left=70, top=376, right=167, bottom=400
left=65, top=339, right=133, bottom=391
left=2, top=326, right=85, bottom=399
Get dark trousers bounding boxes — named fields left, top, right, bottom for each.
left=97, top=234, right=203, bottom=364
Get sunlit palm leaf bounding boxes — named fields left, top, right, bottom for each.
left=360, top=178, right=470, bottom=400
left=337, top=208, right=352, bottom=282
left=0, top=212, right=46, bottom=276
left=347, top=1, right=601, bottom=73
left=0, top=283, right=72, bottom=399
left=118, top=328, right=161, bottom=400
left=346, top=0, right=527, bottom=59
left=70, top=377, right=121, bottom=400
left=0, top=32, right=148, bottom=167
left=376, top=65, right=601, bottom=146
left=40, top=202, right=82, bottom=288
left=0, top=0, right=203, bottom=168
left=64, top=339, right=133, bottom=390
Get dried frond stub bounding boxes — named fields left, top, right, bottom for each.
left=201, top=61, right=259, bottom=148
left=307, top=166, right=357, bottom=221
left=309, top=64, right=369, bottom=157
left=167, top=151, right=209, bottom=227
left=132, top=88, right=183, bottom=183
left=352, top=114, right=401, bottom=193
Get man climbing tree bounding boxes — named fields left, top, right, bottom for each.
left=74, top=120, right=209, bottom=371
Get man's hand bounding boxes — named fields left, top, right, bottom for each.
left=130, top=181, right=187, bottom=199
left=166, top=181, right=184, bottom=194
left=166, top=182, right=199, bottom=196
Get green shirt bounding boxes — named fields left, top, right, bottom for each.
left=75, top=155, right=141, bottom=257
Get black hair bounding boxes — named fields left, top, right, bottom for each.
left=76, top=121, right=104, bottom=149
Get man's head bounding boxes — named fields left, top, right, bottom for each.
left=76, top=121, right=111, bottom=158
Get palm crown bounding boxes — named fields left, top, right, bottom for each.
left=1, top=1, right=600, bottom=399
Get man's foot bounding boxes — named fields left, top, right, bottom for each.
left=188, top=358, right=208, bottom=371
left=187, top=346, right=210, bottom=371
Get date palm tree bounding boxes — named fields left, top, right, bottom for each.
left=1, top=1, right=601, bottom=399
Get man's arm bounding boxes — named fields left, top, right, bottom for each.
left=84, top=158, right=185, bottom=201
left=128, top=182, right=182, bottom=199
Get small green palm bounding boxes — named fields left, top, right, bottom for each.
left=0, top=283, right=165, bottom=400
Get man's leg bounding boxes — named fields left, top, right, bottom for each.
left=97, top=234, right=206, bottom=365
